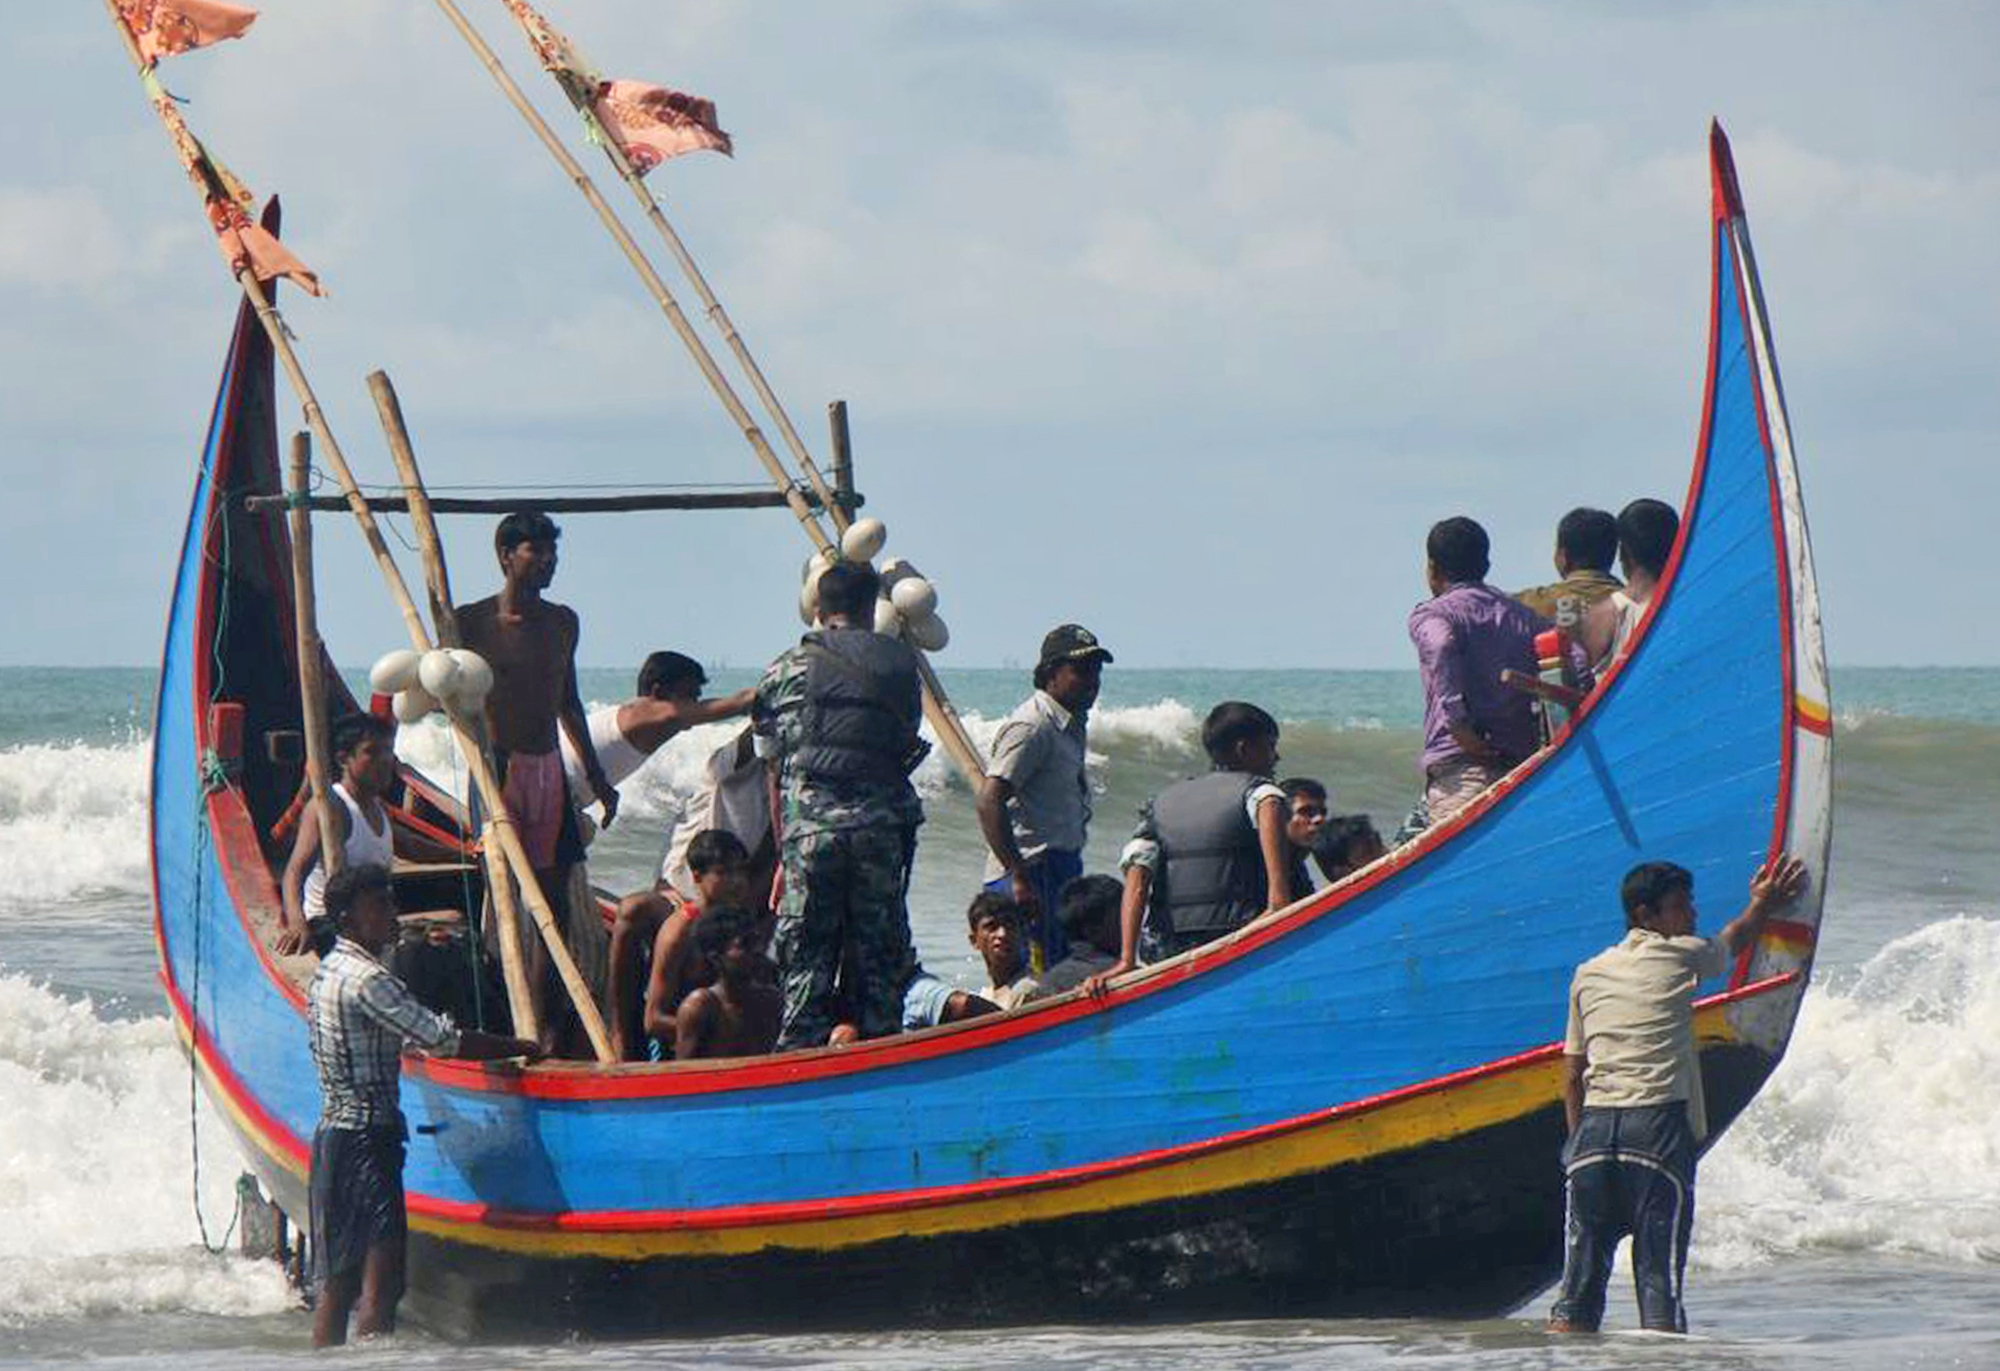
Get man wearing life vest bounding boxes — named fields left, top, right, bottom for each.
left=1091, top=702, right=1295, bottom=991
left=753, top=560, right=928, bottom=1048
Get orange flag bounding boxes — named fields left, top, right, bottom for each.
left=118, top=0, right=258, bottom=65
left=142, top=73, right=323, bottom=295
left=501, top=0, right=732, bottom=172
left=593, top=79, right=732, bottom=172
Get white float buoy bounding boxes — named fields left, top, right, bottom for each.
left=908, top=614, right=950, bottom=652
left=873, top=597, right=904, bottom=636
left=447, top=648, right=493, bottom=702
left=393, top=684, right=439, bottom=723
left=889, top=576, right=938, bottom=620
left=369, top=648, right=421, bottom=694
left=840, top=517, right=887, bottom=562
left=799, top=580, right=820, bottom=627
left=417, top=649, right=461, bottom=699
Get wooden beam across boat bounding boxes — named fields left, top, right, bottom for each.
left=245, top=488, right=860, bottom=516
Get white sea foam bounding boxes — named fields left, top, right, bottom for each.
left=0, top=973, right=292, bottom=1327
left=0, top=739, right=152, bottom=912
left=1698, top=915, right=2000, bottom=1270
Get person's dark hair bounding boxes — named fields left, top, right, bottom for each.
left=1317, top=814, right=1383, bottom=867
left=637, top=650, right=706, bottom=698
left=1056, top=874, right=1123, bottom=942
left=695, top=905, right=759, bottom=965
left=323, top=862, right=393, bottom=929
left=687, top=829, right=750, bottom=876
left=817, top=561, right=881, bottom=622
left=1617, top=498, right=1681, bottom=579
left=331, top=711, right=394, bottom=762
left=1426, top=516, right=1491, bottom=584
left=1556, top=507, right=1619, bottom=573
left=1202, top=702, right=1279, bottom=766
left=1279, top=776, right=1327, bottom=806
left=1621, top=861, right=1694, bottom=926
left=1032, top=659, right=1059, bottom=691
left=966, top=890, right=1024, bottom=933
left=494, top=509, right=559, bottom=554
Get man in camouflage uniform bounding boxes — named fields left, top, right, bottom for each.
left=754, top=560, right=927, bottom=1048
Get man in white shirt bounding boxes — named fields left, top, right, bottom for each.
left=1549, top=852, right=1807, bottom=1335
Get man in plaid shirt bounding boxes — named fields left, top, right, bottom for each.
left=307, top=863, right=536, bottom=1347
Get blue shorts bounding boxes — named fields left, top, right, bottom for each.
left=983, top=848, right=1083, bottom=970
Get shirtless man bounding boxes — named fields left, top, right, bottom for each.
left=458, top=510, right=614, bottom=1051
left=673, top=907, right=781, bottom=1061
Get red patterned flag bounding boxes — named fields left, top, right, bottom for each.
left=142, top=72, right=323, bottom=295
left=592, top=79, right=732, bottom=173
left=118, top=0, right=258, bottom=65
left=500, top=0, right=732, bottom=172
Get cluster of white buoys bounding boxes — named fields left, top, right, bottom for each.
left=368, top=646, right=494, bottom=723
left=797, top=517, right=949, bottom=651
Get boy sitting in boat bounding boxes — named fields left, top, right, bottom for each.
left=1579, top=498, right=1681, bottom=669
left=672, top=906, right=781, bottom=1061
left=968, top=893, right=1040, bottom=1009
left=605, top=727, right=774, bottom=1059
left=639, top=830, right=756, bottom=1059
left=1094, top=702, right=1294, bottom=987
left=277, top=713, right=450, bottom=956
left=1028, top=874, right=1123, bottom=1000
left=1281, top=778, right=1386, bottom=890
left=1548, top=852, right=1807, bottom=1335
left=560, top=650, right=754, bottom=826
left=1514, top=507, right=1624, bottom=630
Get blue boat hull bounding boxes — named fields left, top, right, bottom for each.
left=151, top=127, right=1831, bottom=1335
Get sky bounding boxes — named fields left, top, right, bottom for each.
left=3, top=1, right=1996, bottom=669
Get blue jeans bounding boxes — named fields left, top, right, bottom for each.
left=984, top=848, right=1083, bottom=971
left=1550, top=1102, right=1698, bottom=1333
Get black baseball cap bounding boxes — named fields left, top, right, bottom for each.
left=1038, top=624, right=1113, bottom=668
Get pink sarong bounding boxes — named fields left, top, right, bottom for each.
left=501, top=748, right=567, bottom=871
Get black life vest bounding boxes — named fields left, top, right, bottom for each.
left=1150, top=770, right=1266, bottom=939
left=789, top=628, right=923, bottom=792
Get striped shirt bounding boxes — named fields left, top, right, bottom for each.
left=308, top=937, right=459, bottom=1130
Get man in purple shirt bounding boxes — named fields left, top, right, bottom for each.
left=1408, top=516, right=1579, bottom=828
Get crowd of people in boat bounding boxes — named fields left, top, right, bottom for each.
left=277, top=497, right=1681, bottom=1063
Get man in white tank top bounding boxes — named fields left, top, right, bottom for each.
left=560, top=651, right=756, bottom=815
left=1581, top=499, right=1682, bottom=669
left=279, top=714, right=402, bottom=955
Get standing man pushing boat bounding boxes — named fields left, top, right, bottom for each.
left=459, top=510, right=616, bottom=1050
left=754, top=560, right=927, bottom=1048
left=976, top=624, right=1112, bottom=969
left=306, top=864, right=536, bottom=1347
left=1549, top=853, right=1807, bottom=1334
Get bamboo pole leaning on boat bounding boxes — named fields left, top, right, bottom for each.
left=99, top=0, right=610, bottom=1058
left=369, top=371, right=617, bottom=1063
left=433, top=0, right=988, bottom=784
left=284, top=433, right=345, bottom=890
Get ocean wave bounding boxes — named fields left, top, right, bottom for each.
left=1699, top=915, right=2000, bottom=1270
left=0, top=973, right=291, bottom=1328
left=0, top=740, right=152, bottom=912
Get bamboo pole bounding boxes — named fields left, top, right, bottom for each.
left=368, top=370, right=615, bottom=1064
left=441, top=0, right=988, bottom=784
left=430, top=0, right=835, bottom=559
left=283, top=432, right=344, bottom=886
left=102, top=0, right=609, bottom=1059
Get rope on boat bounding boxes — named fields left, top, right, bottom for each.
left=185, top=497, right=242, bottom=1258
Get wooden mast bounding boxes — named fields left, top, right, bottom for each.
left=369, top=371, right=615, bottom=1063
left=283, top=432, right=344, bottom=886
left=439, top=0, right=988, bottom=785
left=102, top=2, right=614, bottom=1059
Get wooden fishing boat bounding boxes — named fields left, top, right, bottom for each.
left=151, top=124, right=1830, bottom=1337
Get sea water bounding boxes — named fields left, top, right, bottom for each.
left=2, top=665, right=1998, bottom=1368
